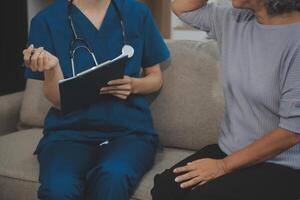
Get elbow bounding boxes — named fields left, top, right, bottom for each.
left=52, top=100, right=61, bottom=110
left=158, top=76, right=163, bottom=91
left=171, top=1, right=208, bottom=16
left=43, top=89, right=61, bottom=109
left=171, top=1, right=183, bottom=17
left=292, top=133, right=300, bottom=146
left=50, top=98, right=61, bottom=110
left=280, top=128, right=300, bottom=145
left=48, top=96, right=61, bottom=110
left=154, top=71, right=163, bottom=92
left=296, top=134, right=300, bottom=144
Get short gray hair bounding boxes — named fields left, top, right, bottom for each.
left=265, top=0, right=300, bottom=15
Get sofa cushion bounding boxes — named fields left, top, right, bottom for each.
left=19, top=40, right=224, bottom=150
left=0, top=129, right=194, bottom=200
left=0, top=176, right=39, bottom=200
left=0, top=129, right=42, bottom=181
left=0, top=92, right=24, bottom=135
left=133, top=148, right=194, bottom=200
left=19, top=80, right=51, bottom=129
left=150, top=40, right=224, bottom=150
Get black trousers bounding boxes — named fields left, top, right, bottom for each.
left=151, top=144, right=300, bottom=200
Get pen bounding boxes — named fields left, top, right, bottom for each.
left=22, top=44, right=35, bottom=68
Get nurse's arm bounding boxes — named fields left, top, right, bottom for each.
left=23, top=46, right=63, bottom=109
left=131, top=64, right=163, bottom=95
left=43, top=64, right=64, bottom=109
left=172, top=0, right=208, bottom=16
left=100, top=64, right=163, bottom=99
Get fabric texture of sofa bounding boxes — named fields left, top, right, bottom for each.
left=0, top=40, right=224, bottom=200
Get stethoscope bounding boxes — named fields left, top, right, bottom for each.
left=68, top=0, right=135, bottom=77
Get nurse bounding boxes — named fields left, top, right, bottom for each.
left=23, top=0, right=170, bottom=200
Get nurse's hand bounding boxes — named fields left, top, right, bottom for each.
left=173, top=158, right=227, bottom=189
left=100, top=76, right=135, bottom=100
left=23, top=45, right=59, bottom=72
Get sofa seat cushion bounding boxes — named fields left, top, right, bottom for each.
left=0, top=129, right=42, bottom=182
left=0, top=129, right=194, bottom=200
left=133, top=148, right=194, bottom=200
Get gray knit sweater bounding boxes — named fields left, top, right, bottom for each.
left=180, top=3, right=300, bottom=169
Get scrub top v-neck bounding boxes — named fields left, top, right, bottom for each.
left=25, top=0, right=170, bottom=154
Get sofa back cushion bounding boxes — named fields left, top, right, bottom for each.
left=19, top=80, right=50, bottom=129
left=150, top=40, right=224, bottom=150
left=19, top=40, right=224, bottom=150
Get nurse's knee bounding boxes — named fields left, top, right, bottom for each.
left=38, top=176, right=83, bottom=200
left=90, top=162, right=138, bottom=189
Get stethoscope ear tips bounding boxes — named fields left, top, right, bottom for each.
left=122, top=45, right=135, bottom=58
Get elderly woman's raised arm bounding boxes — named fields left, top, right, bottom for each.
left=171, top=0, right=208, bottom=16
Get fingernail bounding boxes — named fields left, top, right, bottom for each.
left=107, top=81, right=112, bottom=85
left=29, top=44, right=34, bottom=48
left=175, top=178, right=179, bottom=182
left=180, top=184, right=184, bottom=188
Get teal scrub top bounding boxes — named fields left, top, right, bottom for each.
left=25, top=0, right=170, bottom=153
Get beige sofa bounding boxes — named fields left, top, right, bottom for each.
left=0, top=40, right=224, bottom=200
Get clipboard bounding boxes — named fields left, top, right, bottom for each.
left=59, top=55, right=128, bottom=114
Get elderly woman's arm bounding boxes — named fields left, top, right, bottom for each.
left=171, top=0, right=208, bottom=16
left=223, top=128, right=300, bottom=172
left=173, top=128, right=300, bottom=188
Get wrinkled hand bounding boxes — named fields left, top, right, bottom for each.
left=174, top=158, right=227, bottom=189
left=100, top=76, right=135, bottom=100
left=23, top=45, right=59, bottom=72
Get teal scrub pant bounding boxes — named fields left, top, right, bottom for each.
left=37, top=134, right=156, bottom=200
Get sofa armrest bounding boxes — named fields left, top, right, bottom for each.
left=0, top=92, right=24, bottom=135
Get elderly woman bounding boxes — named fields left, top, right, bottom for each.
left=151, top=0, right=300, bottom=200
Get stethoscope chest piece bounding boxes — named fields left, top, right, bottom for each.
left=122, top=45, right=134, bottom=58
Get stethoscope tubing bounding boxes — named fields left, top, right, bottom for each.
left=67, top=0, right=127, bottom=77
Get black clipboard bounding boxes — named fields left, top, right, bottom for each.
left=59, top=55, right=128, bottom=114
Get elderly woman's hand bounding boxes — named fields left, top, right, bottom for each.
left=173, top=158, right=228, bottom=189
